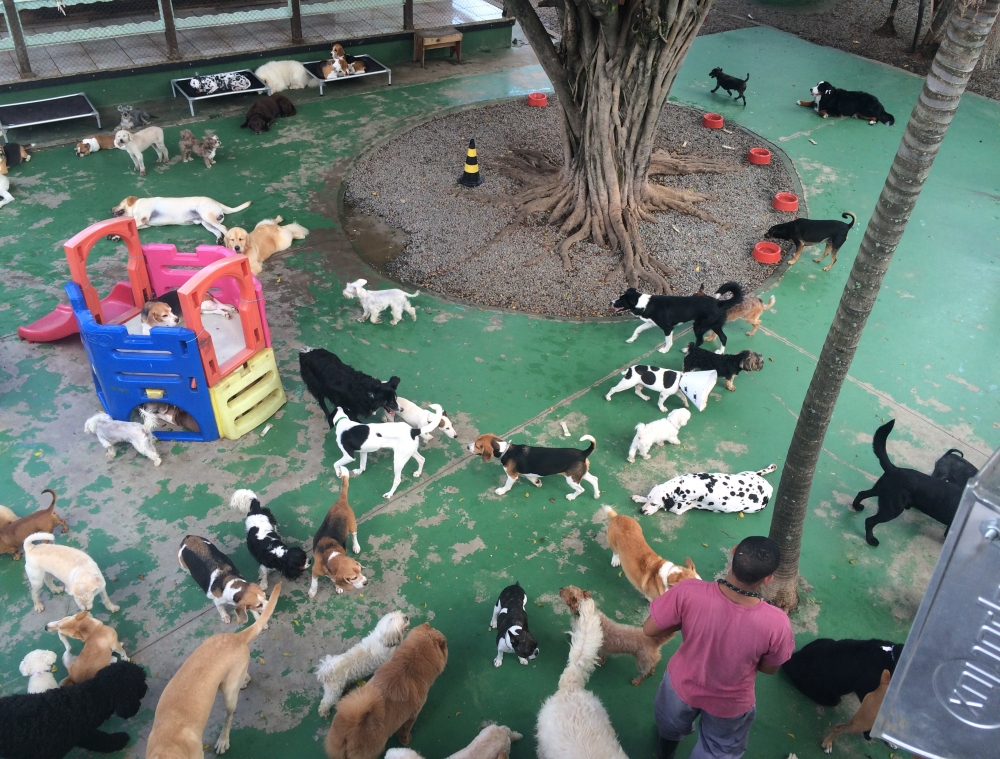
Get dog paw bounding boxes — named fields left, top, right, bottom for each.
left=318, top=703, right=332, bottom=718
left=336, top=586, right=345, bottom=594
left=351, top=468, right=363, bottom=476
left=641, top=506, right=656, bottom=516
left=34, top=601, right=44, bottom=612
left=657, top=346, right=670, bottom=353
left=604, top=395, right=612, bottom=401
left=627, top=456, right=635, bottom=463
left=642, top=453, right=652, bottom=459
left=823, top=263, right=835, bottom=272
left=106, top=603, right=120, bottom=613
left=308, top=589, right=317, bottom=599
left=382, top=492, right=394, bottom=499
left=519, top=657, right=529, bottom=665
left=494, top=657, right=503, bottom=668
left=215, top=736, right=230, bottom=754
left=566, top=492, right=579, bottom=500
left=495, top=487, right=506, bottom=495
left=631, top=494, right=647, bottom=503
left=221, top=614, right=231, bottom=624
left=51, top=584, right=64, bottom=594
left=625, top=337, right=636, bottom=343
left=611, top=554, right=621, bottom=567
left=356, top=317, right=366, bottom=322
left=714, top=346, right=726, bottom=355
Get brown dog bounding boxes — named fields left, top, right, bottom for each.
left=821, top=669, right=891, bottom=752
left=146, top=584, right=281, bottom=758
left=310, top=476, right=367, bottom=599
left=75, top=135, right=117, bottom=157
left=45, top=610, right=128, bottom=685
left=604, top=506, right=699, bottom=600
left=325, top=622, right=448, bottom=759
left=695, top=283, right=775, bottom=337
left=223, top=216, right=308, bottom=275
left=559, top=585, right=674, bottom=685
left=468, top=432, right=600, bottom=500
left=0, top=489, right=70, bottom=560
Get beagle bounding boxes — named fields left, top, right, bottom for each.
left=139, top=289, right=236, bottom=335
left=75, top=135, right=117, bottom=157
left=178, top=535, right=267, bottom=625
left=469, top=433, right=601, bottom=500
left=309, top=476, right=367, bottom=599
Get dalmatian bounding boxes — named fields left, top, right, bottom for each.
left=632, top=464, right=778, bottom=516
left=605, top=364, right=688, bottom=412
left=189, top=73, right=251, bottom=94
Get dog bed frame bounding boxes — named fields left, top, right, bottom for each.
left=0, top=93, right=100, bottom=143
left=170, top=69, right=270, bottom=116
left=302, top=55, right=391, bottom=95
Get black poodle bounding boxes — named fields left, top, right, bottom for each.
left=0, top=660, right=147, bottom=759
left=299, top=347, right=401, bottom=426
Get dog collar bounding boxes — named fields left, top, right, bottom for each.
left=717, top=578, right=763, bottom=600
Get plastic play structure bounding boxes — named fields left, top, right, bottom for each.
left=19, top=217, right=285, bottom=442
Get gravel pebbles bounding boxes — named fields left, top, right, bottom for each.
left=344, top=101, right=794, bottom=319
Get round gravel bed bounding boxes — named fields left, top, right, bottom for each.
left=344, top=100, right=797, bottom=319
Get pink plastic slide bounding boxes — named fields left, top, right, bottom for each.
left=18, top=282, right=136, bottom=343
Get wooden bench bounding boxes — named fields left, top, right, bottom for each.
left=413, top=27, right=462, bottom=68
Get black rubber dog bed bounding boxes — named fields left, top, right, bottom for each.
left=302, top=55, right=391, bottom=94
left=0, top=93, right=100, bottom=141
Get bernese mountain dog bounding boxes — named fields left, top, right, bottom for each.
left=798, top=81, right=894, bottom=126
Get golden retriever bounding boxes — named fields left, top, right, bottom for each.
left=223, top=216, right=308, bottom=274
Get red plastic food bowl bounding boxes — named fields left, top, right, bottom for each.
left=527, top=92, right=548, bottom=107
left=702, top=113, right=724, bottom=129
left=753, top=241, right=783, bottom=264
left=748, top=148, right=771, bottom=165
left=772, top=192, right=799, bottom=212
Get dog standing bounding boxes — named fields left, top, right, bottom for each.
left=46, top=611, right=128, bottom=685
left=469, top=433, right=600, bottom=500
left=343, top=279, right=420, bottom=325
left=84, top=411, right=161, bottom=466
left=114, top=126, right=168, bottom=177
left=146, top=585, right=280, bottom=758
left=299, top=347, right=402, bottom=426
left=766, top=212, right=856, bottom=271
left=0, top=488, right=70, bottom=559
left=931, top=447, right=978, bottom=487
left=490, top=582, right=540, bottom=667
left=178, top=535, right=268, bottom=624
left=23, top=532, right=120, bottom=614
left=384, top=396, right=458, bottom=442
left=605, top=364, right=688, bottom=412
left=627, top=408, right=691, bottom=463
left=604, top=506, right=700, bottom=600
left=310, top=475, right=367, bottom=599
left=224, top=216, right=309, bottom=275
left=19, top=650, right=59, bottom=693
left=798, top=81, right=895, bottom=125
left=709, top=68, right=749, bottom=105
left=682, top=341, right=763, bottom=391
left=694, top=283, right=775, bottom=337
left=230, top=489, right=309, bottom=591
left=178, top=129, right=221, bottom=168
left=633, top=464, right=777, bottom=516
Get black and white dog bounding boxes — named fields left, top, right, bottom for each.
left=469, top=433, right=601, bottom=500
left=709, top=68, right=749, bottom=106
left=605, top=365, right=687, bottom=412
left=611, top=282, right=745, bottom=354
left=490, top=582, right=539, bottom=667
left=931, top=448, right=978, bottom=487
left=682, top=342, right=763, bottom=392
left=782, top=638, right=904, bottom=707
left=852, top=419, right=965, bottom=547
left=229, top=489, right=309, bottom=591
left=299, top=347, right=402, bottom=426
left=798, top=81, right=895, bottom=126
left=633, top=465, right=777, bottom=515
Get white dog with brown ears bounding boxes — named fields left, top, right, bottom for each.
left=114, top=126, right=168, bottom=177
left=343, top=278, right=420, bottom=325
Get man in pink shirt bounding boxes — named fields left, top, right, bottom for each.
left=643, top=536, right=794, bottom=759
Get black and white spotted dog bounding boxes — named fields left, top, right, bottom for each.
left=633, top=465, right=778, bottom=515
left=229, top=489, right=309, bottom=590
left=490, top=582, right=539, bottom=667
left=605, top=365, right=688, bottom=412
left=682, top=342, right=764, bottom=392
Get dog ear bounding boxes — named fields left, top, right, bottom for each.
left=234, top=604, right=250, bottom=625
left=387, top=376, right=401, bottom=390
left=685, top=557, right=695, bottom=570
left=582, top=589, right=592, bottom=599
left=477, top=438, right=493, bottom=462
left=74, top=610, right=89, bottom=621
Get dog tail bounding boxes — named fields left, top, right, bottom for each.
left=406, top=290, right=421, bottom=298
left=842, top=211, right=857, bottom=228
left=285, top=222, right=309, bottom=240
left=579, top=435, right=596, bottom=456
left=872, top=419, right=897, bottom=474
left=138, top=407, right=159, bottom=431
left=602, top=504, right=618, bottom=519
left=715, top=281, right=745, bottom=311
left=763, top=295, right=776, bottom=310
left=41, top=488, right=57, bottom=511
left=756, top=464, right=778, bottom=477
left=220, top=200, right=252, bottom=214
left=229, top=489, right=259, bottom=517
left=23, top=532, right=55, bottom=553
left=330, top=685, right=387, bottom=754
left=943, top=448, right=965, bottom=458
left=179, top=129, right=194, bottom=140
left=744, top=73, right=750, bottom=82
left=419, top=404, right=444, bottom=436
left=237, top=583, right=281, bottom=645
left=557, top=597, right=603, bottom=692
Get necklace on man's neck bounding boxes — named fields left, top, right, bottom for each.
left=718, top=578, right=763, bottom=600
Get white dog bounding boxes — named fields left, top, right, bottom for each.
left=114, top=126, right=168, bottom=177
left=111, top=195, right=251, bottom=240
left=84, top=410, right=161, bottom=466
left=536, top=596, right=629, bottom=759
left=23, top=532, right=120, bottom=614
left=0, top=152, right=14, bottom=209
left=343, top=279, right=420, bottom=325
left=19, top=650, right=59, bottom=693
left=332, top=405, right=443, bottom=498
left=382, top=396, right=458, bottom=442
left=254, top=60, right=319, bottom=92
left=605, top=364, right=687, bottom=412
left=627, top=408, right=691, bottom=463
left=633, top=464, right=778, bottom=516
left=315, top=610, right=410, bottom=717
left=385, top=724, right=522, bottom=759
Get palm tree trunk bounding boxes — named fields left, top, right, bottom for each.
left=765, top=0, right=1000, bottom=612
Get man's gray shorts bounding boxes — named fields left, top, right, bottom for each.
left=655, top=670, right=756, bottom=759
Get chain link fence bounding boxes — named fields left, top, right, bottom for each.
left=0, top=0, right=503, bottom=83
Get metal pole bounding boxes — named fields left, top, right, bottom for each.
left=1, top=0, right=33, bottom=78
left=290, top=0, right=303, bottom=44
left=159, top=0, right=180, bottom=61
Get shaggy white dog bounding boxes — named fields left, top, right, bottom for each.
left=254, top=60, right=319, bottom=93
left=19, top=650, right=59, bottom=693
left=84, top=410, right=161, bottom=466
left=385, top=723, right=522, bottom=759
left=315, top=610, right=410, bottom=716
left=343, top=278, right=420, bottom=325
left=536, top=597, right=629, bottom=759
left=627, top=408, right=692, bottom=463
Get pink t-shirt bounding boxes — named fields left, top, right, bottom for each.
left=650, top=579, right=794, bottom=718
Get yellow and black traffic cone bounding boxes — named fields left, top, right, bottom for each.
left=458, top=138, right=484, bottom=188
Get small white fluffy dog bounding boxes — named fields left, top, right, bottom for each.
left=84, top=410, right=161, bottom=466
left=114, top=126, right=168, bottom=177
left=343, top=279, right=420, bottom=325
left=19, top=650, right=59, bottom=693
left=315, top=610, right=410, bottom=717
left=254, top=60, right=319, bottom=92
left=23, top=532, right=120, bottom=614
left=385, top=723, right=522, bottom=759
left=536, top=596, right=629, bottom=759
left=382, top=396, right=458, bottom=442
left=627, top=408, right=692, bottom=463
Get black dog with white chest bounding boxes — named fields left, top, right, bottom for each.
left=852, top=419, right=965, bottom=547
left=782, top=637, right=904, bottom=707
left=490, top=582, right=539, bottom=667
left=798, top=81, right=895, bottom=125
left=709, top=68, right=749, bottom=105
left=682, top=342, right=763, bottom=392
left=611, top=282, right=745, bottom=354
left=299, top=347, right=402, bottom=426
left=230, top=489, right=309, bottom=591
left=766, top=212, right=856, bottom=271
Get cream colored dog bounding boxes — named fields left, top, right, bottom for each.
left=19, top=649, right=59, bottom=693
left=114, top=126, right=168, bottom=176
left=146, top=584, right=280, bottom=758
left=22, top=532, right=120, bottom=614
left=224, top=216, right=309, bottom=274
left=111, top=195, right=251, bottom=240
left=46, top=610, right=129, bottom=685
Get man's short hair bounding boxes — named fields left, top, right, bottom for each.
left=732, top=536, right=781, bottom=584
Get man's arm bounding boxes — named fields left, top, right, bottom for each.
left=644, top=615, right=681, bottom=638
left=757, top=660, right=780, bottom=675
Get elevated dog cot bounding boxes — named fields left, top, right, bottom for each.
left=0, top=93, right=100, bottom=143
left=302, top=55, right=391, bottom=95
left=170, top=69, right=270, bottom=117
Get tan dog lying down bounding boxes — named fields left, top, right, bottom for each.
left=821, top=669, right=891, bottom=753
left=46, top=610, right=128, bottom=685
left=146, top=584, right=280, bottom=758
left=224, top=216, right=309, bottom=274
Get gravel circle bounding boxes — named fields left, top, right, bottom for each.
left=344, top=100, right=796, bottom=319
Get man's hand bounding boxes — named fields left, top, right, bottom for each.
left=643, top=615, right=681, bottom=638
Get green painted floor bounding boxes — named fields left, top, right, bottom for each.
left=0, top=25, right=997, bottom=759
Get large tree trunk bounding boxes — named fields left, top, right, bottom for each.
left=505, top=0, right=719, bottom=291
left=766, top=0, right=1000, bottom=612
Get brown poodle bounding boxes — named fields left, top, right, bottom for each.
left=325, top=622, right=448, bottom=759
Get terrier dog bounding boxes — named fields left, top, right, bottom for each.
left=230, top=489, right=309, bottom=591
left=682, top=342, right=763, bottom=391
left=0, top=488, right=70, bottom=559
left=178, top=129, right=221, bottom=168
left=46, top=611, right=128, bottom=685
left=23, top=532, right=120, bottom=614
left=694, top=283, right=775, bottom=337
left=605, top=364, right=688, bottom=412
left=490, top=582, right=540, bottom=667
left=343, top=279, right=420, bottom=325
left=84, top=410, right=161, bottom=466
left=627, top=408, right=691, bottom=463
left=19, top=650, right=59, bottom=693
left=116, top=104, right=155, bottom=129
left=709, top=68, right=749, bottom=105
